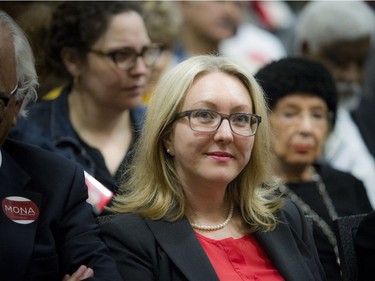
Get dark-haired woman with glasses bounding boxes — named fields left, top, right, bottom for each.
left=99, top=55, right=325, bottom=281
left=10, top=2, right=162, bottom=209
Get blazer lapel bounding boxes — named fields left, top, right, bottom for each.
left=146, top=217, right=220, bottom=281
left=0, top=150, right=42, bottom=280
left=254, top=223, right=319, bottom=281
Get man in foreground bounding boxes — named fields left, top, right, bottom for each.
left=0, top=10, right=122, bottom=281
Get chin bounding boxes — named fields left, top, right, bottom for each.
left=120, top=99, right=143, bottom=110
left=287, top=158, right=314, bottom=166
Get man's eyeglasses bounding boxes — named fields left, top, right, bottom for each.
left=173, top=109, right=262, bottom=137
left=0, top=83, right=18, bottom=109
left=89, top=44, right=163, bottom=71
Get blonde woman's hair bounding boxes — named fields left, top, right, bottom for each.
left=110, top=55, right=284, bottom=232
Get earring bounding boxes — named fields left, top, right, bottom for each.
left=166, top=148, right=171, bottom=154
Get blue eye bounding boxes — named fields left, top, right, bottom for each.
left=192, top=110, right=216, bottom=120
left=232, top=114, right=250, bottom=124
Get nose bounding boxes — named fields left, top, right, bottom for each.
left=341, top=62, right=363, bottom=84
left=214, top=119, right=234, bottom=142
left=129, top=56, right=150, bottom=76
left=298, top=114, right=314, bottom=134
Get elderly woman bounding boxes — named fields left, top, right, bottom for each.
left=255, top=57, right=373, bottom=281
left=99, top=55, right=325, bottom=281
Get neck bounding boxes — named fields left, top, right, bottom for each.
left=274, top=161, right=314, bottom=183
left=187, top=199, right=233, bottom=231
left=182, top=27, right=220, bottom=56
left=190, top=202, right=234, bottom=231
left=68, top=88, right=130, bottom=132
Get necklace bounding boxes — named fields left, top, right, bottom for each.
left=191, top=203, right=234, bottom=231
left=279, top=167, right=341, bottom=270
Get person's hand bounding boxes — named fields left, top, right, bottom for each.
left=62, top=265, right=94, bottom=281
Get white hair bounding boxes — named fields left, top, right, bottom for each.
left=0, top=10, right=38, bottom=117
left=294, top=1, right=375, bottom=54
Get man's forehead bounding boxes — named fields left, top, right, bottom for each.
left=0, top=25, right=16, bottom=88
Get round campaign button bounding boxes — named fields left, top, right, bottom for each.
left=2, top=196, right=39, bottom=224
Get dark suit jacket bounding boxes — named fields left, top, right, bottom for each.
left=0, top=139, right=122, bottom=281
left=352, top=104, right=375, bottom=160
left=100, top=199, right=325, bottom=281
left=355, top=211, right=375, bottom=281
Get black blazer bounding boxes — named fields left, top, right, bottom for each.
left=0, top=139, right=122, bottom=281
left=355, top=211, right=375, bottom=281
left=100, top=199, right=325, bottom=281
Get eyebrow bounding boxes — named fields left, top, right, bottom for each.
left=191, top=101, right=252, bottom=112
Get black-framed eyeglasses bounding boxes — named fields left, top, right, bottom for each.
left=0, top=83, right=18, bottom=108
left=89, top=43, right=163, bottom=71
left=173, top=109, right=262, bottom=137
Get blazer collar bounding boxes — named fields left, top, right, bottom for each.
left=146, top=209, right=321, bottom=281
left=146, top=217, right=220, bottom=281
left=254, top=224, right=321, bottom=281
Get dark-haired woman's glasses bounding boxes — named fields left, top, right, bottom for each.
left=89, top=44, right=163, bottom=70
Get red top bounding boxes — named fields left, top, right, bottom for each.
left=196, top=232, right=285, bottom=281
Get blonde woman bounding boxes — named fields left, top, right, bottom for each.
left=100, top=55, right=324, bottom=281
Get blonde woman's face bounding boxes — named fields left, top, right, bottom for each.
left=269, top=94, right=330, bottom=167
left=165, top=72, right=255, bottom=190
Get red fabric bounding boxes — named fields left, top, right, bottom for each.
left=196, top=232, right=284, bottom=281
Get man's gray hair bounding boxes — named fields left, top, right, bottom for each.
left=0, top=10, right=38, bottom=117
left=294, top=1, right=375, bottom=55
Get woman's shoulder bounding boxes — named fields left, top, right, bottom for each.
left=277, top=199, right=306, bottom=232
left=99, top=213, right=151, bottom=236
left=99, top=213, right=158, bottom=250
left=280, top=198, right=301, bottom=214
left=99, top=212, right=145, bottom=225
left=320, top=163, right=362, bottom=185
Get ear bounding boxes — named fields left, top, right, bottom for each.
left=162, top=132, right=175, bottom=156
left=11, top=99, right=23, bottom=126
left=60, top=47, right=83, bottom=77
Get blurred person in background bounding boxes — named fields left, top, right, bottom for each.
left=219, top=1, right=288, bottom=74
left=0, top=10, right=122, bottom=281
left=16, top=2, right=62, bottom=97
left=141, top=1, right=181, bottom=103
left=293, top=1, right=375, bottom=207
left=9, top=2, right=162, bottom=203
left=255, top=57, right=373, bottom=281
left=174, top=1, right=245, bottom=63
left=0, top=1, right=62, bottom=97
